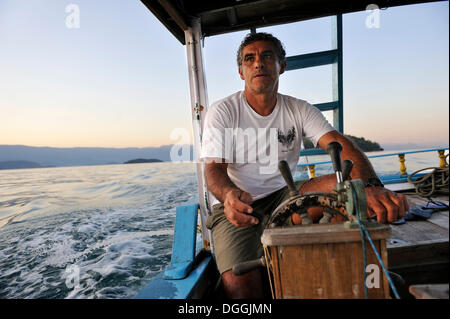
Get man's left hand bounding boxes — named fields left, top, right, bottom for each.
left=365, top=187, right=409, bottom=223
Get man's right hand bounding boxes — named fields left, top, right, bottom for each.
left=224, top=188, right=257, bottom=227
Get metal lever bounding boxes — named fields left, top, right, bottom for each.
left=342, top=159, right=354, bottom=181
left=278, top=160, right=297, bottom=197
left=326, top=142, right=344, bottom=183
left=232, top=257, right=266, bottom=276
left=279, top=160, right=313, bottom=225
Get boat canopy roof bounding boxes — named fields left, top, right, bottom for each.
left=141, top=0, right=441, bottom=44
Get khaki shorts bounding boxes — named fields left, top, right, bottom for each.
left=206, top=180, right=307, bottom=274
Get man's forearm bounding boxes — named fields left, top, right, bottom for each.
left=336, top=136, right=378, bottom=182
left=319, top=131, right=378, bottom=183
left=205, top=163, right=240, bottom=203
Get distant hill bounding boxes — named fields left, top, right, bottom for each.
left=0, top=160, right=42, bottom=170
left=0, top=137, right=386, bottom=170
left=0, top=144, right=193, bottom=168
left=124, top=158, right=164, bottom=164
left=303, top=135, right=383, bottom=152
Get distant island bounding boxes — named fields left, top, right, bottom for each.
left=0, top=160, right=42, bottom=170
left=345, top=135, right=384, bottom=151
left=303, top=134, right=383, bottom=152
left=123, top=158, right=164, bottom=164
left=0, top=144, right=179, bottom=169
left=0, top=138, right=387, bottom=170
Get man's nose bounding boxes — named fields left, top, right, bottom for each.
left=254, top=55, right=265, bottom=69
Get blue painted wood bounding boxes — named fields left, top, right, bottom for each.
left=298, top=148, right=449, bottom=167
left=332, top=14, right=344, bottom=133
left=315, top=101, right=339, bottom=111
left=380, top=173, right=425, bottom=184
left=366, top=148, right=448, bottom=158
left=285, top=15, right=343, bottom=134
left=285, top=50, right=338, bottom=71
left=300, top=149, right=327, bottom=156
left=135, top=256, right=213, bottom=299
left=297, top=159, right=333, bottom=167
left=163, top=204, right=198, bottom=280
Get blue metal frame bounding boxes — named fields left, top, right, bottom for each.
left=293, top=14, right=343, bottom=157
left=332, top=14, right=344, bottom=134
left=285, top=50, right=338, bottom=70
left=252, top=15, right=343, bottom=157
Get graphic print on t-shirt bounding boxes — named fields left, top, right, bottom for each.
left=277, top=126, right=296, bottom=152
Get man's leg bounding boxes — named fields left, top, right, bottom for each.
left=207, top=187, right=291, bottom=299
left=299, top=173, right=335, bottom=193
left=207, top=203, right=267, bottom=299
left=221, top=268, right=264, bottom=299
left=293, top=174, right=342, bottom=223
left=215, top=175, right=344, bottom=297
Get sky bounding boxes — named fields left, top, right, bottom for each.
left=0, top=0, right=448, bottom=149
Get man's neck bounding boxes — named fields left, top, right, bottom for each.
left=244, top=89, right=278, bottom=116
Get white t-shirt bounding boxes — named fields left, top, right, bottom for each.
left=200, top=91, right=334, bottom=204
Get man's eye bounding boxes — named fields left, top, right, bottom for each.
left=262, top=53, right=274, bottom=59
left=245, top=56, right=254, bottom=62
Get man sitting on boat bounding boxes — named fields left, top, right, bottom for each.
left=200, top=32, right=408, bottom=299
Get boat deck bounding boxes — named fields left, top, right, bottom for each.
left=386, top=192, right=449, bottom=298
left=388, top=194, right=448, bottom=244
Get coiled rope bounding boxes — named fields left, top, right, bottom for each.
left=407, top=155, right=449, bottom=197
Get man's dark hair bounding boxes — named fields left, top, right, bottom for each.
left=237, top=32, right=286, bottom=68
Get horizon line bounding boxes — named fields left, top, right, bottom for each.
left=0, top=143, right=192, bottom=149
left=1, top=142, right=448, bottom=150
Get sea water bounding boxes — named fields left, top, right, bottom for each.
left=0, top=162, right=197, bottom=298
left=0, top=150, right=447, bottom=298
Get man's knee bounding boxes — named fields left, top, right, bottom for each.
left=292, top=174, right=345, bottom=224
left=221, top=268, right=264, bottom=299
left=299, top=174, right=336, bottom=193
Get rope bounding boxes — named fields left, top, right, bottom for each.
left=350, top=183, right=401, bottom=299
left=263, top=245, right=275, bottom=299
left=360, top=223, right=401, bottom=299
left=351, top=187, right=369, bottom=298
left=356, top=211, right=369, bottom=298
left=407, top=159, right=449, bottom=197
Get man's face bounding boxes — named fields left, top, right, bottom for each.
left=238, top=40, right=286, bottom=94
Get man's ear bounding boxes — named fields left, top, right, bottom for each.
left=279, top=60, right=287, bottom=75
left=238, top=66, right=245, bottom=80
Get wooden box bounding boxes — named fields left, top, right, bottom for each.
left=261, top=223, right=392, bottom=299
